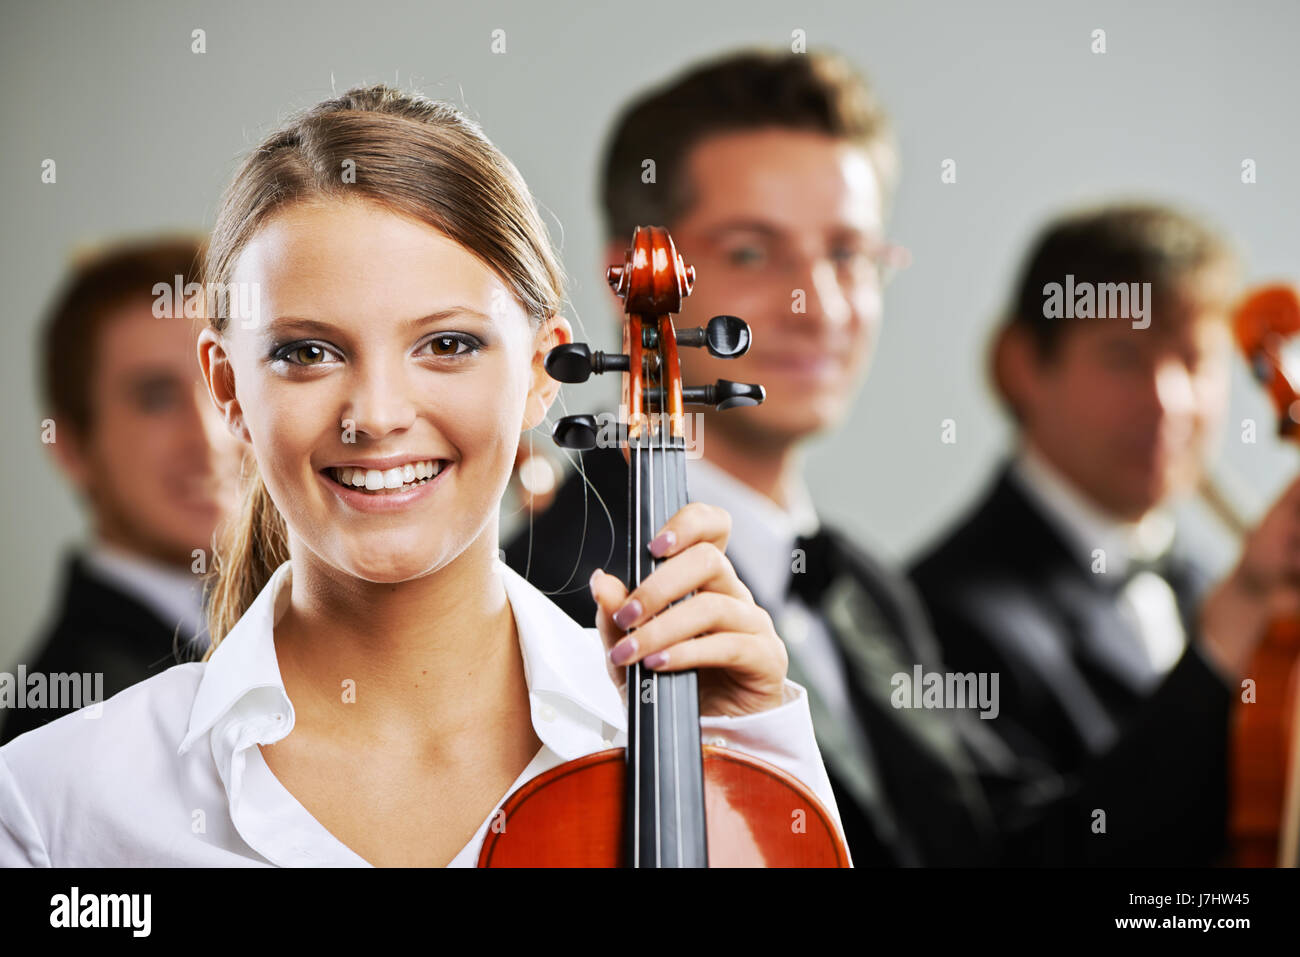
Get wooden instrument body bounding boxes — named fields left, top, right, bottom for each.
left=1228, top=284, right=1300, bottom=866
left=478, top=747, right=851, bottom=867
left=1231, top=619, right=1300, bottom=866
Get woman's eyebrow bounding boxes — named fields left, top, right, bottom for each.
left=266, top=307, right=493, bottom=337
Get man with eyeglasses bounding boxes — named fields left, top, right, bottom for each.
left=504, top=48, right=1002, bottom=866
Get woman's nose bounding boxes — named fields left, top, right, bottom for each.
left=343, top=366, right=419, bottom=439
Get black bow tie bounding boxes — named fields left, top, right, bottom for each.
left=788, top=530, right=840, bottom=608
left=1096, top=550, right=1179, bottom=594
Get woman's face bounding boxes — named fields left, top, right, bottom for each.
left=202, top=197, right=566, bottom=583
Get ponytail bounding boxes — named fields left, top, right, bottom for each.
left=202, top=456, right=289, bottom=658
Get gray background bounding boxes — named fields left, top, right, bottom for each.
left=2, top=0, right=1297, bottom=668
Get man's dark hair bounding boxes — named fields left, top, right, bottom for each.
left=41, top=235, right=207, bottom=436
left=599, top=48, right=897, bottom=243
left=1006, top=203, right=1238, bottom=357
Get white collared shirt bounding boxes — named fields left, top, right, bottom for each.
left=1010, top=444, right=1186, bottom=675
left=685, top=457, right=882, bottom=788
left=0, top=557, right=845, bottom=867
left=82, top=539, right=209, bottom=648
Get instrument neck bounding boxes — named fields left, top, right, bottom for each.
left=625, top=432, right=707, bottom=867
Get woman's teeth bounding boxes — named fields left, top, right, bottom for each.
left=330, top=460, right=444, bottom=493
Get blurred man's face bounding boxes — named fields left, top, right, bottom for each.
left=56, top=300, right=244, bottom=566
left=627, top=128, right=887, bottom=449
left=1016, top=299, right=1233, bottom=520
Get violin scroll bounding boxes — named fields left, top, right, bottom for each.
left=1234, top=284, right=1300, bottom=435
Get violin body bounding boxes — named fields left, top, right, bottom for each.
left=478, top=747, right=851, bottom=867
left=1227, top=284, right=1300, bottom=866
left=1231, top=619, right=1300, bottom=866
left=479, top=226, right=850, bottom=867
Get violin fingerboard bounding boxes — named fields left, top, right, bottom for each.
left=625, top=435, right=708, bottom=867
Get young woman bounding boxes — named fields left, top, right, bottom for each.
left=0, top=85, right=843, bottom=867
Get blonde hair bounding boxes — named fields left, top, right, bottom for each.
left=201, top=84, right=566, bottom=655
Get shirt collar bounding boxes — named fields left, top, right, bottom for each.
left=178, top=556, right=627, bottom=762
left=1010, top=443, right=1176, bottom=576
left=685, top=457, right=819, bottom=609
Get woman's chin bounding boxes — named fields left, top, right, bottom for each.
left=333, top=547, right=446, bottom=585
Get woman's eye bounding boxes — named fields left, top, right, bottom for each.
left=422, top=334, right=480, bottom=357
left=273, top=342, right=336, bottom=366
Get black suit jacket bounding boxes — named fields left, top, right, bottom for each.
left=504, top=446, right=999, bottom=866
left=908, top=464, right=1232, bottom=865
left=0, top=551, right=190, bottom=744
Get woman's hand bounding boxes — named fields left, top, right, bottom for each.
left=589, top=502, right=789, bottom=717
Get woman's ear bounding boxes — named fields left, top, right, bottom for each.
left=522, top=315, right=573, bottom=431
left=197, top=327, right=250, bottom=443
left=521, top=315, right=573, bottom=431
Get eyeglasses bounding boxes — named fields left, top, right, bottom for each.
left=701, top=236, right=912, bottom=287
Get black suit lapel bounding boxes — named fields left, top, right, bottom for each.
left=817, top=531, right=995, bottom=864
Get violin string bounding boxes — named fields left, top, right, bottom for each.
left=646, top=343, right=662, bottom=867
left=658, top=334, right=684, bottom=868
left=631, top=348, right=642, bottom=869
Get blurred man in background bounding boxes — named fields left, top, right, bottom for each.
left=1, top=237, right=243, bottom=744
left=506, top=48, right=1006, bottom=865
left=910, top=204, right=1300, bottom=864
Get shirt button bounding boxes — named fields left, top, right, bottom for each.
left=708, top=736, right=727, bottom=748
left=539, top=704, right=557, bottom=722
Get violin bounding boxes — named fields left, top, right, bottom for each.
left=478, top=226, right=850, bottom=866
left=1226, top=284, right=1300, bottom=867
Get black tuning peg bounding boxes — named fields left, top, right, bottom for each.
left=682, top=379, right=765, bottom=410
left=545, top=343, right=630, bottom=383
left=676, top=315, right=751, bottom=358
left=552, top=414, right=599, bottom=450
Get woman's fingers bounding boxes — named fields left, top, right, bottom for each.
left=642, top=501, right=731, bottom=559
left=590, top=569, right=632, bottom=687
left=596, top=503, right=747, bottom=634
left=631, top=630, right=786, bottom=679
left=612, top=542, right=753, bottom=633
left=604, top=591, right=773, bottom=668
left=591, top=569, right=629, bottom=633
left=631, top=632, right=788, bottom=718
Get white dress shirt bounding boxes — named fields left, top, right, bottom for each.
left=0, top=556, right=845, bottom=867
left=684, top=458, right=883, bottom=792
left=1010, top=445, right=1186, bottom=676
left=82, top=539, right=209, bottom=649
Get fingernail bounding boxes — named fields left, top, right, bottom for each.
left=643, top=650, right=669, bottom=669
left=648, top=530, right=676, bottom=557
left=589, top=568, right=602, bottom=594
left=612, top=599, right=642, bottom=630
left=610, top=636, right=638, bottom=665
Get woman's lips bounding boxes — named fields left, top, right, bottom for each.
left=317, top=462, right=451, bottom=512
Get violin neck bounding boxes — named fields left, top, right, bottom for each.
left=625, top=433, right=708, bottom=867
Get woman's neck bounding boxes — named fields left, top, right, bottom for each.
left=274, top=525, right=527, bottom=748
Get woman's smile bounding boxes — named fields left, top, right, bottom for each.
left=317, top=457, right=454, bottom=513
